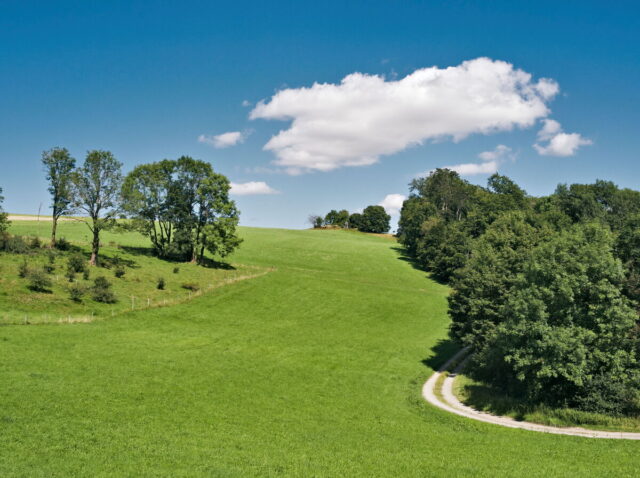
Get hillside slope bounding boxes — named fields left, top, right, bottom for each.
left=1, top=225, right=638, bottom=476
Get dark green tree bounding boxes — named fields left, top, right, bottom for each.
left=0, top=187, right=9, bottom=234
left=348, top=212, right=363, bottom=230
left=360, top=205, right=390, bottom=233
left=41, top=147, right=76, bottom=248
left=324, top=209, right=349, bottom=228
left=72, top=150, right=123, bottom=266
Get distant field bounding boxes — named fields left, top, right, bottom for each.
left=1, top=224, right=639, bottom=476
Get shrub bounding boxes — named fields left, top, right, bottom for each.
left=82, top=268, right=90, bottom=280
left=181, top=282, right=199, bottom=291
left=4, top=235, right=29, bottom=254
left=28, top=269, right=52, bottom=292
left=157, top=277, right=165, bottom=290
left=173, top=266, right=180, bottom=274
left=47, top=250, right=56, bottom=264
left=68, top=284, right=86, bottom=302
left=30, top=236, right=42, bottom=249
left=55, top=237, right=70, bottom=251
left=44, top=264, right=55, bottom=274
left=18, top=260, right=29, bottom=278
left=114, top=266, right=126, bottom=278
left=67, top=254, right=85, bottom=273
left=92, top=276, right=116, bottom=303
left=65, top=268, right=76, bottom=282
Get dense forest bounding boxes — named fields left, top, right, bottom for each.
left=399, top=169, right=640, bottom=415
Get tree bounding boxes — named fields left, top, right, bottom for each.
left=360, top=205, right=390, bottom=233
left=41, top=147, right=76, bottom=248
left=472, top=223, right=640, bottom=412
left=121, top=157, right=241, bottom=263
left=72, top=150, right=123, bottom=266
left=308, top=215, right=323, bottom=228
left=348, top=212, right=363, bottom=230
left=0, top=187, right=9, bottom=234
left=324, top=209, right=349, bottom=228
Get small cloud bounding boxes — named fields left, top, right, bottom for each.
left=534, top=120, right=592, bottom=156
left=478, top=144, right=512, bottom=161
left=198, top=130, right=250, bottom=149
left=378, top=193, right=407, bottom=215
left=445, top=160, right=500, bottom=176
left=230, top=181, right=279, bottom=196
left=242, top=100, right=252, bottom=107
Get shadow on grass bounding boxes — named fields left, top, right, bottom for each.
left=391, top=245, right=448, bottom=285
left=118, top=245, right=236, bottom=270
left=421, top=338, right=460, bottom=372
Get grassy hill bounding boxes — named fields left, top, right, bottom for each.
left=1, top=222, right=638, bottom=476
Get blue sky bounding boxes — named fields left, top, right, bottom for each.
left=1, top=1, right=639, bottom=229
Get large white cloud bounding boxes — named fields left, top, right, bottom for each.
left=250, top=57, right=559, bottom=174
left=230, top=181, right=279, bottom=196
left=533, top=120, right=592, bottom=156
left=378, top=194, right=407, bottom=215
left=446, top=160, right=500, bottom=176
left=199, top=131, right=249, bottom=149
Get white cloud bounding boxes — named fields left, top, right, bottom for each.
left=478, top=144, right=512, bottom=161
left=378, top=194, right=407, bottom=215
left=533, top=120, right=592, bottom=156
left=199, top=130, right=249, bottom=149
left=250, top=57, right=558, bottom=174
left=445, top=160, right=500, bottom=176
left=229, top=181, right=279, bottom=196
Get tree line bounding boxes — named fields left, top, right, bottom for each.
left=309, top=205, right=391, bottom=233
left=399, top=168, right=640, bottom=415
left=1, top=147, right=241, bottom=266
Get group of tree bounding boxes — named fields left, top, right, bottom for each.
left=310, top=205, right=391, bottom=233
left=399, top=168, right=640, bottom=415
left=1, top=147, right=241, bottom=267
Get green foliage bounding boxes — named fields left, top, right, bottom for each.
left=114, top=266, right=126, bottom=278
left=82, top=268, right=90, bottom=280
left=92, top=276, right=117, bottom=303
left=72, top=150, right=123, bottom=265
left=348, top=212, right=363, bottom=230
left=67, top=254, right=85, bottom=273
left=1, top=234, right=29, bottom=254
left=172, top=266, right=179, bottom=274
left=324, top=209, right=349, bottom=228
left=41, top=147, right=76, bottom=247
left=18, top=259, right=29, bottom=278
left=29, top=235, right=42, bottom=249
left=55, top=236, right=71, bottom=251
left=27, top=268, right=52, bottom=292
left=308, top=214, right=324, bottom=228
left=359, top=205, right=391, bottom=233
left=68, top=284, right=86, bottom=302
left=121, top=156, right=241, bottom=263
left=157, top=277, right=165, bottom=290
left=0, top=186, right=9, bottom=234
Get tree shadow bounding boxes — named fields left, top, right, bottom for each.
left=198, top=257, right=236, bottom=270
left=421, top=338, right=460, bottom=372
left=391, top=245, right=448, bottom=285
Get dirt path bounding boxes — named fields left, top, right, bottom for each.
left=422, top=350, right=640, bottom=440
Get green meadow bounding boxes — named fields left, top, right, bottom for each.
left=1, top=221, right=639, bottom=477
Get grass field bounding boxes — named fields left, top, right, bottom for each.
left=1, top=221, right=639, bottom=477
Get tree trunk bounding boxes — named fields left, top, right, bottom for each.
left=89, top=228, right=100, bottom=266
left=50, top=216, right=58, bottom=248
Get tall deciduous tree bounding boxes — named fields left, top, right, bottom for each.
left=41, top=147, right=76, bottom=247
left=72, top=150, right=123, bottom=266
left=360, top=205, right=391, bottom=233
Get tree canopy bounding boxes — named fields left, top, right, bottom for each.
left=42, top=147, right=76, bottom=247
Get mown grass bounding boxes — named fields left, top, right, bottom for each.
left=454, top=372, right=640, bottom=433
left=1, top=222, right=640, bottom=477
left=0, top=222, right=266, bottom=324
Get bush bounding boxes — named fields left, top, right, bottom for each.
left=67, top=254, right=85, bottom=273
left=65, top=267, right=76, bottom=282
left=18, top=260, right=29, bottom=278
left=3, top=235, right=29, bottom=254
left=68, top=284, right=86, bottom=302
left=47, top=250, right=56, bottom=264
left=92, top=276, right=116, bottom=303
left=173, top=266, right=180, bottom=274
left=55, top=237, right=70, bottom=251
left=181, top=282, right=199, bottom=291
left=28, top=268, right=52, bottom=292
left=157, top=277, right=165, bottom=290
left=29, top=236, right=42, bottom=249
left=82, top=268, right=90, bottom=280
left=44, top=264, right=55, bottom=274
left=114, top=266, right=126, bottom=278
